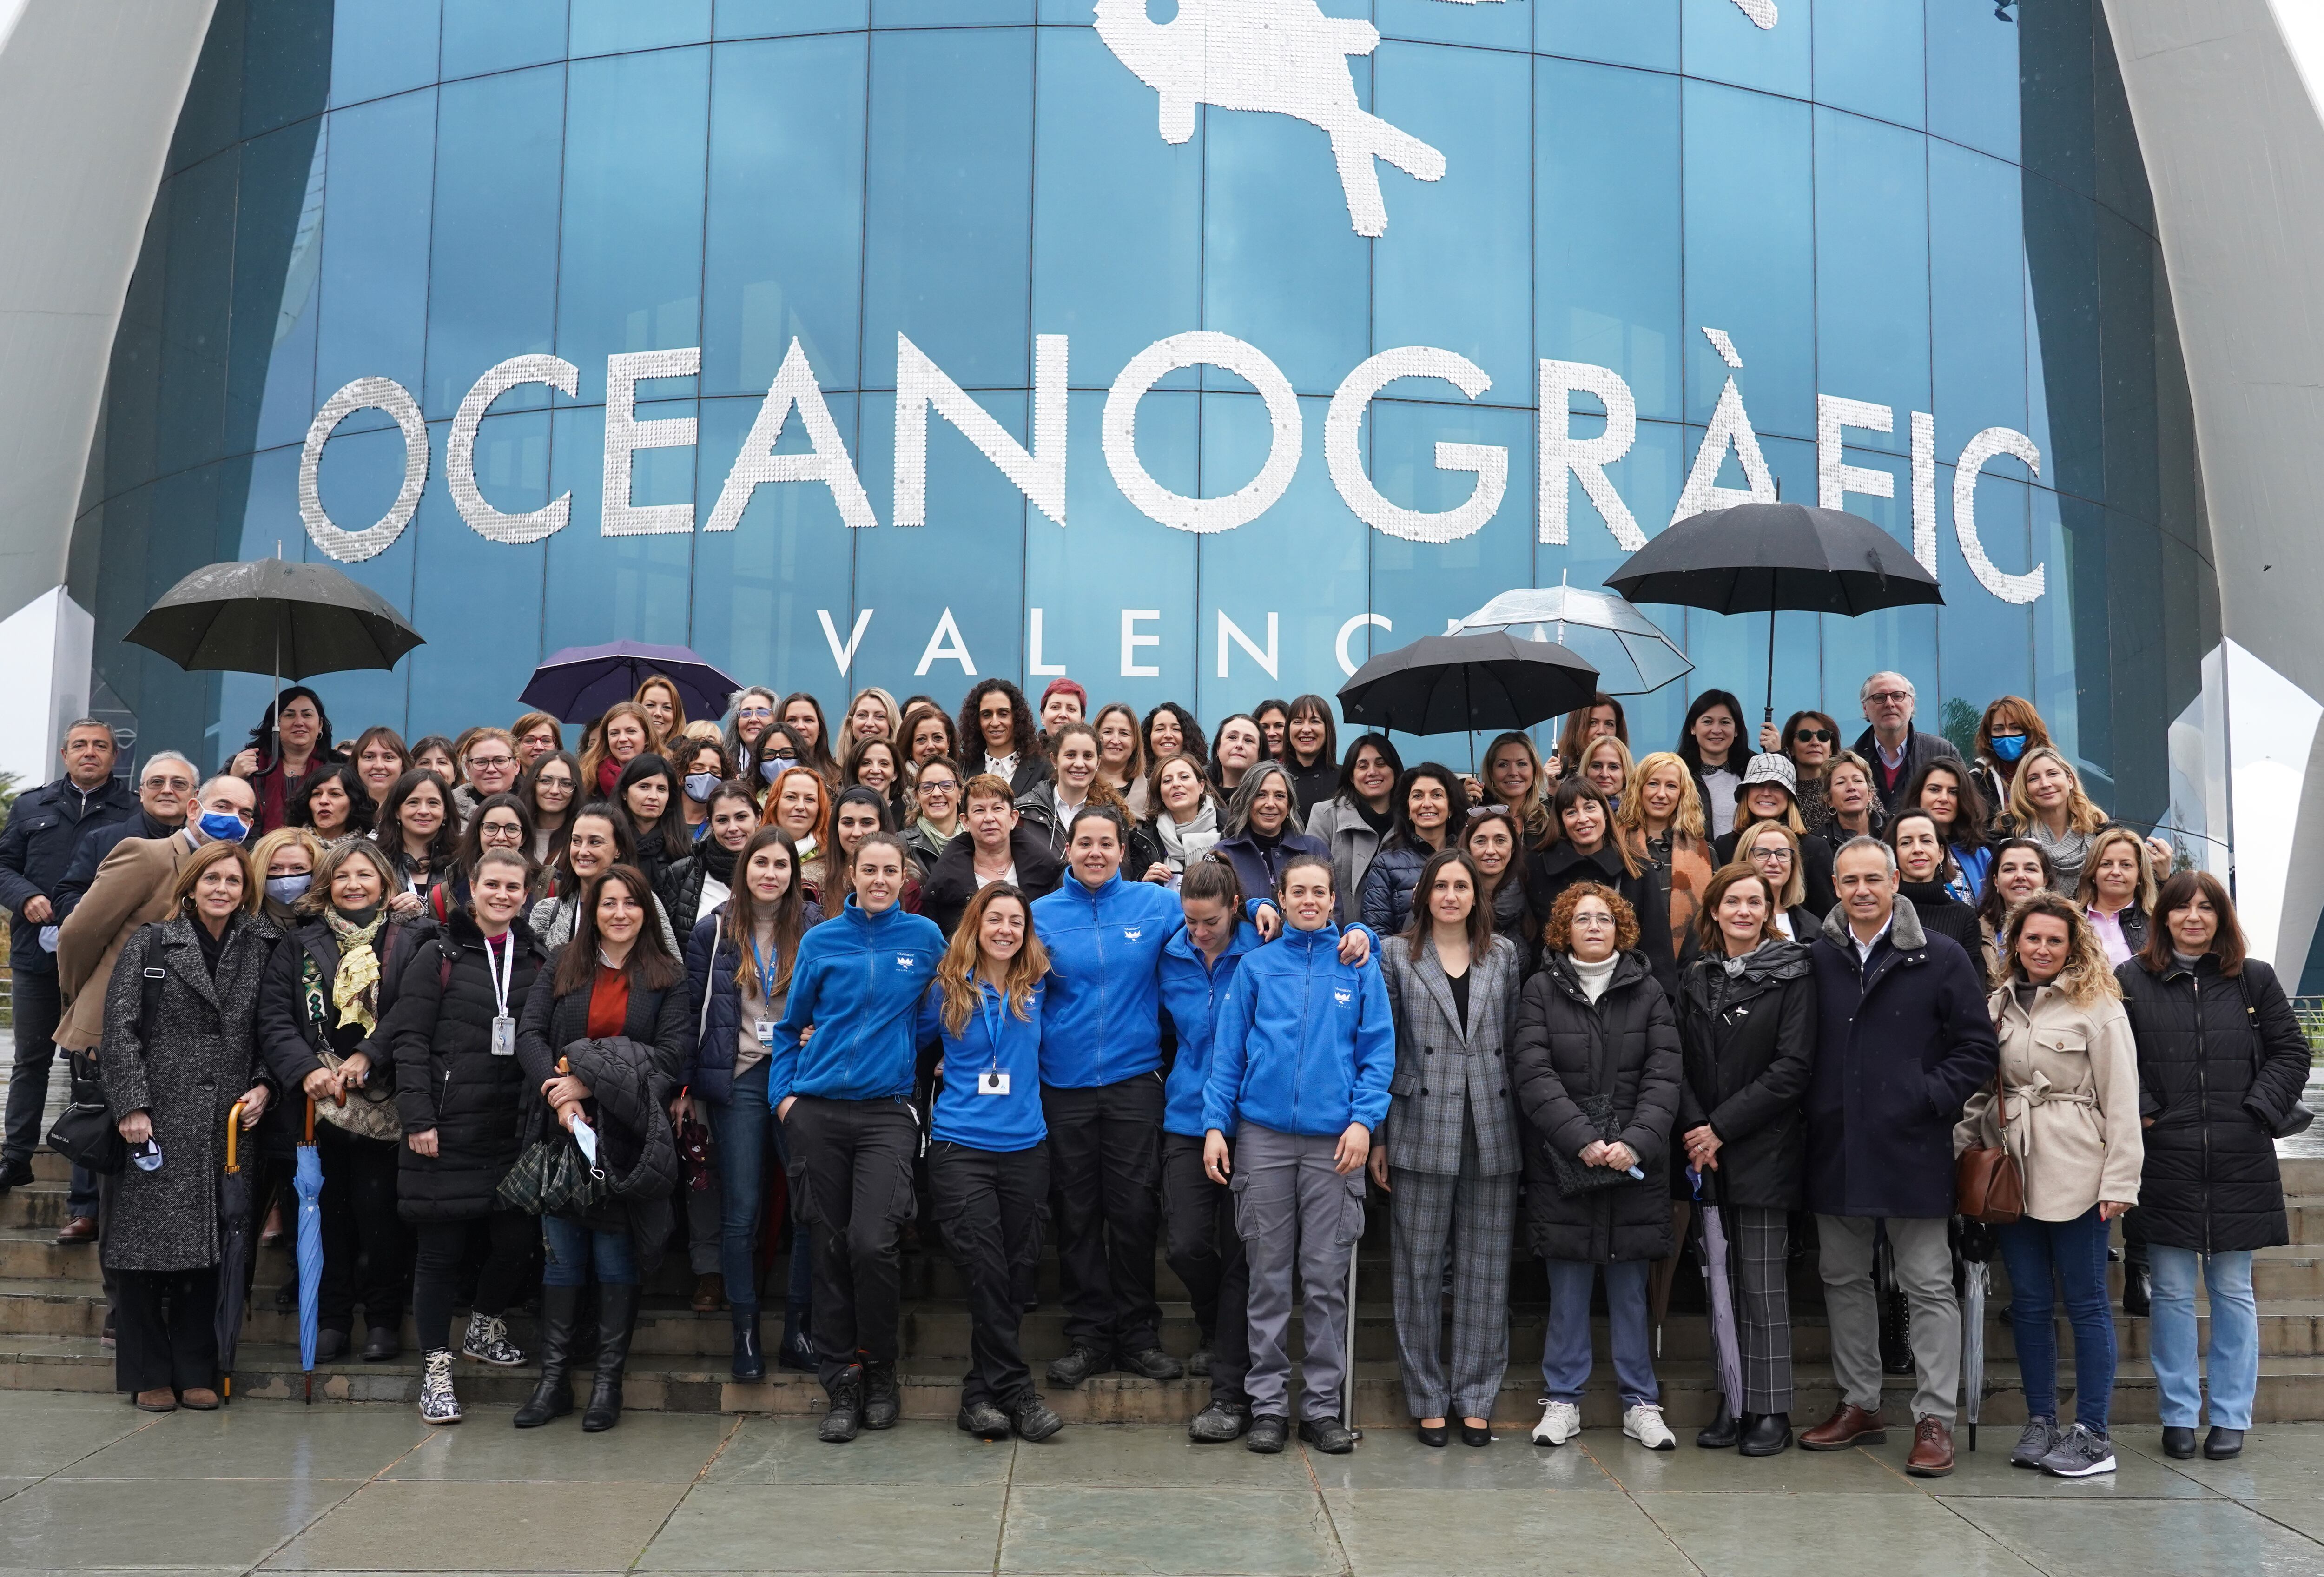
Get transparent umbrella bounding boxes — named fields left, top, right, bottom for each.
left=1454, top=581, right=1692, bottom=697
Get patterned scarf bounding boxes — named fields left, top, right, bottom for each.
left=322, top=908, right=389, bottom=1034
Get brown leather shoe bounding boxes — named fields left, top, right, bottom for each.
left=1906, top=1415, right=1954, bottom=1477
left=178, top=1387, right=221, bottom=1411
left=54, top=1215, right=97, bottom=1245
left=691, top=1272, right=723, bottom=1314
left=133, top=1388, right=177, bottom=1413
left=1799, top=1403, right=1887, bottom=1450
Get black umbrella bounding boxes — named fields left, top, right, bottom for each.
left=1604, top=501, right=1942, bottom=723
left=125, top=557, right=424, bottom=681
left=215, top=1100, right=256, bottom=1402
left=1337, top=631, right=1601, bottom=741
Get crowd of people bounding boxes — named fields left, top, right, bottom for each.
left=0, top=669, right=2309, bottom=1475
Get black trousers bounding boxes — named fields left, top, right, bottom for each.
left=114, top=1266, right=220, bottom=1394
left=317, top=1125, right=411, bottom=1332
left=411, top=1210, right=533, bottom=1353
left=1043, top=1073, right=1164, bottom=1357
left=785, top=1095, right=918, bottom=1391
left=2, top=967, right=60, bottom=1162
left=929, top=1140, right=1048, bottom=1409
left=1162, top=1131, right=1250, bottom=1407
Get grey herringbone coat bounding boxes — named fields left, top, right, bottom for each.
left=1379, top=932, right=1523, bottom=1176
left=99, top=912, right=277, bottom=1273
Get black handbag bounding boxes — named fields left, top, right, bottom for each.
left=1541, top=1093, right=1641, bottom=1197
left=495, top=1133, right=609, bottom=1217
left=46, top=1052, right=125, bottom=1176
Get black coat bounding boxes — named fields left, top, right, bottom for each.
left=657, top=845, right=736, bottom=939
left=256, top=912, right=425, bottom=1104
left=0, top=774, right=139, bottom=971
left=1013, top=788, right=1165, bottom=877
left=1674, top=941, right=1815, bottom=1210
left=1527, top=843, right=1677, bottom=997
left=2117, top=954, right=2311, bottom=1254
left=1849, top=726, right=1963, bottom=816
left=1805, top=900, right=1999, bottom=1218
left=919, top=825, right=1065, bottom=938
left=1899, top=881, right=1983, bottom=957
left=388, top=909, right=551, bottom=1223
left=1715, top=823, right=1837, bottom=919
left=1511, top=950, right=1684, bottom=1263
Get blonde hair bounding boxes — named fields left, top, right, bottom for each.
left=2077, top=824, right=2159, bottom=915
left=250, top=825, right=325, bottom=884
left=1998, top=889, right=2122, bottom=1006
left=845, top=686, right=903, bottom=744
left=935, top=884, right=1050, bottom=1036
left=1614, top=749, right=1706, bottom=847
left=2007, top=745, right=2107, bottom=838
left=1731, top=819, right=1807, bottom=910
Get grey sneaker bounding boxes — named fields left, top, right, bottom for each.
left=2009, top=1416, right=2060, bottom=1470
left=461, top=1312, right=525, bottom=1367
left=417, top=1349, right=462, bottom=1425
left=2037, top=1423, right=2117, bottom=1478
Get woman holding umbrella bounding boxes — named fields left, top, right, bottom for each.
left=230, top=687, right=344, bottom=835
left=632, top=675, right=687, bottom=752
left=1675, top=691, right=1750, bottom=841
left=100, top=842, right=276, bottom=1412
left=1472, top=732, right=1552, bottom=842
left=1675, top=862, right=1814, bottom=1456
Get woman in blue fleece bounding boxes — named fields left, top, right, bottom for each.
left=916, top=881, right=1065, bottom=1445
left=1204, top=852, right=1394, bottom=1456
left=768, top=831, right=944, bottom=1444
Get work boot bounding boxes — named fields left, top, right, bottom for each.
left=1298, top=1416, right=1358, bottom=1455
left=581, top=1283, right=639, bottom=1433
left=1188, top=1398, right=1250, bottom=1443
left=1244, top=1414, right=1288, bottom=1454
left=1012, top=1392, right=1063, bottom=1442
left=1047, top=1345, right=1109, bottom=1386
left=861, top=1361, right=902, bottom=1430
left=1118, top=1346, right=1183, bottom=1381
left=820, top=1366, right=864, bottom=1444
left=514, top=1284, right=579, bottom=1428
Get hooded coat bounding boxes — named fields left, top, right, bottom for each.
left=1510, top=949, right=1683, bottom=1263
left=1674, top=939, right=1815, bottom=1210
left=1805, top=899, right=1999, bottom=1219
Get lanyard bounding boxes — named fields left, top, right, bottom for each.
left=483, top=931, right=515, bottom=1019
left=976, top=983, right=1006, bottom=1074
left=749, top=933, right=781, bottom=1005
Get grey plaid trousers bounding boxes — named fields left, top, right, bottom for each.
left=1728, top=1205, right=1794, bottom=1414
left=1388, top=1151, right=1519, bottom=1421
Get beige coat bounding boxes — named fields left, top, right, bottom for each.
left=1955, top=981, right=2142, bottom=1221
left=55, top=831, right=198, bottom=1053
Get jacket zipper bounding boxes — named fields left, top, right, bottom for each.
left=1089, top=882, right=1109, bottom=1083
left=2193, top=969, right=2210, bottom=1256
left=1291, top=938, right=1314, bottom=1126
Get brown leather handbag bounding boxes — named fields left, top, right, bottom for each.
left=1955, top=1078, right=2024, bottom=1225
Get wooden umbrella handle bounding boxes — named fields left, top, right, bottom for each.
left=304, top=1097, right=317, bottom=1146
left=225, top=1102, right=244, bottom=1173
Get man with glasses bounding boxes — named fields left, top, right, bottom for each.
left=452, top=729, right=521, bottom=829
left=0, top=722, right=136, bottom=1206
left=1849, top=672, right=1960, bottom=818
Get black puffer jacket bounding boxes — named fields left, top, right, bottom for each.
left=388, top=909, right=551, bottom=1223
left=2118, top=954, right=2311, bottom=1254
left=1674, top=940, right=1815, bottom=1210
left=1511, top=949, right=1683, bottom=1263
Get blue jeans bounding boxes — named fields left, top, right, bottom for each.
left=1996, top=1208, right=2115, bottom=1430
left=542, top=1216, right=637, bottom=1287
left=2149, top=1246, right=2258, bottom=1429
left=1542, top=1258, right=1657, bottom=1407
left=706, top=1061, right=812, bottom=1316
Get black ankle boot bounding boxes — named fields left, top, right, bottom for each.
left=1697, top=1399, right=1739, bottom=1449
left=582, top=1283, right=639, bottom=1433
left=514, top=1284, right=580, bottom=1428
left=730, top=1303, right=765, bottom=1382
left=777, top=1304, right=816, bottom=1372
left=1740, top=1411, right=1793, bottom=1456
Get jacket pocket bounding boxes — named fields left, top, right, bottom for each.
left=1389, top=1067, right=1421, bottom=1098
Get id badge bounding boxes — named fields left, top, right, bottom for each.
left=755, top=1019, right=776, bottom=1047
left=489, top=1014, right=516, bottom=1057
left=977, top=1070, right=1010, bottom=1097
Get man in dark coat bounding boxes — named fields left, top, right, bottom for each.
left=1798, top=836, right=1996, bottom=1478
left=0, top=721, right=137, bottom=1205
left=1851, top=671, right=1962, bottom=817
left=919, top=779, right=1064, bottom=938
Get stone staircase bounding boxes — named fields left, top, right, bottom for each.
left=7, top=1143, right=2324, bottom=1427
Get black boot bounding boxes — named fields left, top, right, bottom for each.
left=1697, top=1399, right=1739, bottom=1449
left=582, top=1283, right=639, bottom=1433
left=1740, top=1411, right=1793, bottom=1456
left=513, top=1284, right=580, bottom=1429
left=777, top=1303, right=816, bottom=1372
left=730, top=1303, right=765, bottom=1382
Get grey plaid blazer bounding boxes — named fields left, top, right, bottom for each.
left=1380, top=933, right=1524, bottom=1176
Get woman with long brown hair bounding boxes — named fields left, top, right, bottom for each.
left=915, top=882, right=1064, bottom=1443
left=580, top=701, right=654, bottom=799
left=1553, top=693, right=1626, bottom=783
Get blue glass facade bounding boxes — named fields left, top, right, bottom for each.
left=73, top=0, right=2211, bottom=822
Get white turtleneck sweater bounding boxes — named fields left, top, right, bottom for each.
left=1571, top=951, right=1618, bottom=1004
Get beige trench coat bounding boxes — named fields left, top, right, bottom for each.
left=1955, top=981, right=2143, bottom=1221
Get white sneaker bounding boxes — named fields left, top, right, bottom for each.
left=1623, top=1403, right=1676, bottom=1451
left=417, top=1349, right=462, bottom=1425
left=1532, top=1398, right=1581, bottom=1446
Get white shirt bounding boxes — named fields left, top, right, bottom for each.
left=986, top=751, right=1018, bottom=784
left=974, top=863, right=1017, bottom=891
left=1849, top=910, right=1896, bottom=967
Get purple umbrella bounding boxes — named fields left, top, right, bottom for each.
left=519, top=641, right=741, bottom=724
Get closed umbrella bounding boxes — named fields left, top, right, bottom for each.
left=1604, top=501, right=1942, bottom=726
left=1960, top=1220, right=1995, bottom=1451
left=295, top=1099, right=326, bottom=1402
left=1454, top=581, right=1692, bottom=697
left=214, top=1101, right=255, bottom=1402
left=1688, top=1168, right=1745, bottom=1423
left=519, top=640, right=740, bottom=723
left=1337, top=632, right=1600, bottom=739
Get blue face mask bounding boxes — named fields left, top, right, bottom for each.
left=265, top=874, right=312, bottom=905
left=1991, top=734, right=2028, bottom=763
left=196, top=809, right=249, bottom=844
left=759, top=754, right=796, bottom=783
left=684, top=772, right=720, bottom=802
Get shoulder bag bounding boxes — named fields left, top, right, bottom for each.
left=44, top=925, right=169, bottom=1177
left=1955, top=1075, right=2024, bottom=1225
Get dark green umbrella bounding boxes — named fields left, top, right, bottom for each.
left=124, top=557, right=423, bottom=683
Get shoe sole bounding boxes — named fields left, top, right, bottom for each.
left=1245, top=1440, right=1285, bottom=1454
left=421, top=1412, right=462, bottom=1425
left=1738, top=1439, right=1791, bottom=1457
left=1904, top=1461, right=1953, bottom=1478
left=1625, top=1433, right=1676, bottom=1451
left=1799, top=1431, right=1884, bottom=1451
left=2040, top=1458, right=2116, bottom=1478
left=1532, top=1434, right=1575, bottom=1447
left=958, top=1421, right=1012, bottom=1440
left=1016, top=1418, right=1064, bottom=1443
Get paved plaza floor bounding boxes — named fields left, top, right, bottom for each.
left=4, top=1391, right=2323, bottom=1576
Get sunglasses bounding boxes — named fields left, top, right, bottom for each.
left=1792, top=729, right=1835, bottom=744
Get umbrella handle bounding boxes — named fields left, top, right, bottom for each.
left=304, top=1097, right=317, bottom=1147
left=225, top=1103, right=244, bottom=1173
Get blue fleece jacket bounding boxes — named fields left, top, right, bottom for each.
left=1158, top=921, right=1264, bottom=1139
left=914, top=980, right=1048, bottom=1152
left=766, top=896, right=944, bottom=1106
left=1030, top=872, right=1191, bottom=1088
left=1203, top=923, right=1394, bottom=1140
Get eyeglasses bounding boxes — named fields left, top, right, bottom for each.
left=738, top=706, right=773, bottom=720
left=469, top=754, right=514, bottom=771
left=1792, top=729, right=1835, bottom=744
left=1865, top=689, right=1912, bottom=705
left=1749, top=848, right=1796, bottom=865
left=918, top=779, right=958, bottom=795
left=143, top=775, right=194, bottom=791
left=763, top=751, right=798, bottom=767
